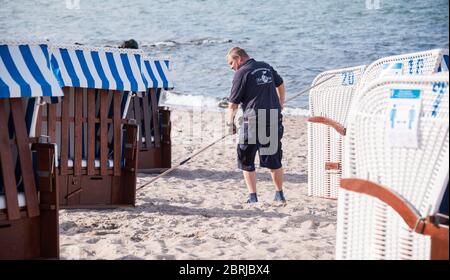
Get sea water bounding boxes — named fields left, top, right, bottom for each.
left=0, top=0, right=448, bottom=114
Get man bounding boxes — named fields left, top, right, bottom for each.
left=226, top=47, right=286, bottom=204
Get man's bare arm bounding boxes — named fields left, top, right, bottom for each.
left=227, top=102, right=239, bottom=124
left=227, top=102, right=239, bottom=134
left=277, top=83, right=285, bottom=110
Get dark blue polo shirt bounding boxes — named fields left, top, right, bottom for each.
left=229, top=58, right=283, bottom=120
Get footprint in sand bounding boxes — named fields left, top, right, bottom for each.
left=60, top=221, right=78, bottom=231
left=86, top=237, right=101, bottom=244
left=156, top=254, right=176, bottom=260
left=95, top=230, right=120, bottom=236
left=267, top=247, right=279, bottom=253
left=118, top=255, right=144, bottom=260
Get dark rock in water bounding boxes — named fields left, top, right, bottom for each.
left=218, top=97, right=229, bottom=108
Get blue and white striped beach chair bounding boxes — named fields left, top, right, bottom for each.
left=37, top=44, right=146, bottom=208
left=130, top=56, right=174, bottom=172
left=0, top=40, right=62, bottom=259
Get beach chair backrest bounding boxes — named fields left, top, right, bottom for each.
left=358, top=48, right=448, bottom=87
left=350, top=49, right=449, bottom=116
left=134, top=57, right=173, bottom=150
left=307, top=65, right=366, bottom=199
left=342, top=49, right=449, bottom=178
left=336, top=74, right=449, bottom=260
left=309, top=65, right=367, bottom=125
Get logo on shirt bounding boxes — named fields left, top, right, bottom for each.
left=256, top=71, right=272, bottom=85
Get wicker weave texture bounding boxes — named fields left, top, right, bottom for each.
left=337, top=74, right=449, bottom=260
left=308, top=65, right=366, bottom=199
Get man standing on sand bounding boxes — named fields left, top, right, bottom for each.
left=226, top=47, right=286, bottom=204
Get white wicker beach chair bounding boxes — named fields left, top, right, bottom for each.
left=336, top=74, right=449, bottom=260
left=344, top=49, right=449, bottom=178
left=307, top=65, right=366, bottom=199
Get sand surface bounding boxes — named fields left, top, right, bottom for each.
left=59, top=108, right=337, bottom=260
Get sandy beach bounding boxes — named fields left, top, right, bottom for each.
left=59, top=108, right=337, bottom=260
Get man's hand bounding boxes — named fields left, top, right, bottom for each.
left=227, top=102, right=239, bottom=135
left=226, top=121, right=237, bottom=135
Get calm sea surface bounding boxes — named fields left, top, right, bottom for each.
left=1, top=0, right=448, bottom=110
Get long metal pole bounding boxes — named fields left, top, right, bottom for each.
left=137, top=133, right=232, bottom=191
left=284, top=74, right=336, bottom=103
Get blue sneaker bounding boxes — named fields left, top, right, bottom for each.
left=274, top=191, right=286, bottom=204
left=246, top=193, right=258, bottom=203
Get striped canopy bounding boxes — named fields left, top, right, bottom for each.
left=50, top=45, right=147, bottom=92
left=0, top=41, right=64, bottom=99
left=437, top=53, right=449, bottom=72
left=142, top=57, right=173, bottom=89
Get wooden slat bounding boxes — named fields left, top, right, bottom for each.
left=10, top=99, right=40, bottom=218
left=123, top=124, right=138, bottom=164
left=47, top=102, right=57, bottom=143
left=74, top=88, right=83, bottom=176
left=87, top=89, right=96, bottom=175
left=60, top=88, right=70, bottom=175
left=100, top=90, right=109, bottom=175
left=34, top=102, right=43, bottom=138
left=142, top=94, right=153, bottom=149
left=33, top=143, right=54, bottom=193
left=0, top=100, right=20, bottom=220
left=133, top=96, right=142, bottom=149
left=149, top=89, right=161, bottom=147
left=113, top=91, right=121, bottom=176
left=37, top=143, right=60, bottom=258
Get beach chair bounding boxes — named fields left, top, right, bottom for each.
left=36, top=44, right=145, bottom=208
left=0, top=41, right=62, bottom=259
left=129, top=56, right=173, bottom=173
left=336, top=74, right=449, bottom=260
left=342, top=49, right=449, bottom=183
left=307, top=65, right=366, bottom=199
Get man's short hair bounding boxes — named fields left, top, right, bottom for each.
left=227, top=47, right=249, bottom=59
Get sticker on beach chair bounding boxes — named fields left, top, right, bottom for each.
left=387, top=89, right=421, bottom=148
left=379, top=62, right=403, bottom=77
left=341, top=71, right=355, bottom=86
left=431, top=82, right=448, bottom=118
left=407, top=58, right=425, bottom=75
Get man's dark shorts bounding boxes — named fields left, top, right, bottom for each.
left=237, top=118, right=284, bottom=172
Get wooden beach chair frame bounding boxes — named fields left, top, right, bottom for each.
left=37, top=88, right=138, bottom=208
left=0, top=41, right=61, bottom=259
left=36, top=44, right=146, bottom=209
left=132, top=57, right=173, bottom=173
left=128, top=88, right=171, bottom=173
